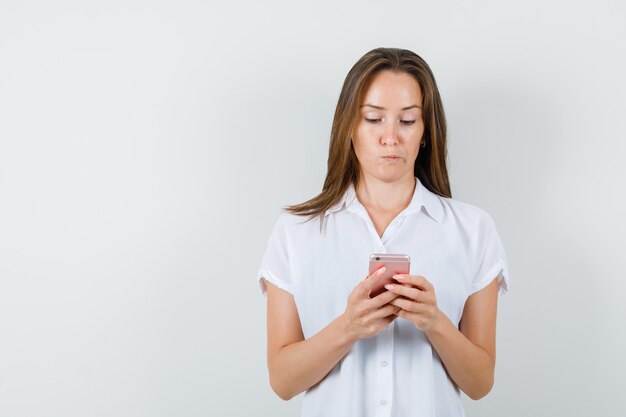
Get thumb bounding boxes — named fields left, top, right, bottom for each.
left=362, top=266, right=386, bottom=293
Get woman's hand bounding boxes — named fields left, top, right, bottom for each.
left=341, top=267, right=402, bottom=340
left=384, top=274, right=442, bottom=333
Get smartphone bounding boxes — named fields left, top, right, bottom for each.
left=368, top=253, right=411, bottom=298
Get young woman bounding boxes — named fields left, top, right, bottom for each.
left=257, top=47, right=510, bottom=417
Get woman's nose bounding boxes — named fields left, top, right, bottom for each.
left=381, top=120, right=399, bottom=145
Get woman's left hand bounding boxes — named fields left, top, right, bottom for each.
left=384, top=274, right=442, bottom=333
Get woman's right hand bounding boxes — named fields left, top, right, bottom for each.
left=341, top=267, right=402, bottom=340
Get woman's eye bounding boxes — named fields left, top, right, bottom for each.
left=364, top=118, right=415, bottom=125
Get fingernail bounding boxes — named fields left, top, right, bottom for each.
left=394, top=275, right=404, bottom=280
left=385, top=284, right=394, bottom=289
left=378, top=267, right=386, bottom=274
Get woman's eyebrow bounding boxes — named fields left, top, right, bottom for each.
left=361, top=104, right=421, bottom=110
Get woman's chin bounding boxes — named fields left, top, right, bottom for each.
left=374, top=170, right=409, bottom=182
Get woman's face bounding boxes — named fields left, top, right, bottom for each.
left=352, top=70, right=424, bottom=183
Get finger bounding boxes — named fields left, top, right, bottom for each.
left=374, top=314, right=398, bottom=329
left=394, top=309, right=421, bottom=324
left=360, top=266, right=387, bottom=295
left=389, top=297, right=425, bottom=313
left=367, top=287, right=400, bottom=308
left=384, top=283, right=423, bottom=302
left=368, top=303, right=402, bottom=320
left=393, top=274, right=433, bottom=291
left=394, top=309, right=409, bottom=320
left=361, top=314, right=396, bottom=336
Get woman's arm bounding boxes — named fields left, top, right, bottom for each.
left=265, top=281, right=353, bottom=400
left=264, top=269, right=400, bottom=400
left=386, top=274, right=499, bottom=400
left=425, top=277, right=499, bottom=400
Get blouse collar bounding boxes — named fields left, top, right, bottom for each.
left=324, top=176, right=444, bottom=223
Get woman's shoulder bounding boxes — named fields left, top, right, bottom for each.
left=437, top=193, right=498, bottom=229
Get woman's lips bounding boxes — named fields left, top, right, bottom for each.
left=383, top=156, right=400, bottom=160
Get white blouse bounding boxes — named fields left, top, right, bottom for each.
left=257, top=176, right=510, bottom=417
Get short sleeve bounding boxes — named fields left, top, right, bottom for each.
left=257, top=213, right=293, bottom=297
left=469, top=211, right=510, bottom=296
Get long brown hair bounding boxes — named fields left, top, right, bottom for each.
left=283, top=47, right=451, bottom=224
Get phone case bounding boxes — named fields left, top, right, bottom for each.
left=368, top=253, right=411, bottom=298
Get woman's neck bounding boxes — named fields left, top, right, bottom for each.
left=355, top=174, right=416, bottom=212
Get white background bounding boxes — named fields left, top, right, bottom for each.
left=1, top=1, right=625, bottom=416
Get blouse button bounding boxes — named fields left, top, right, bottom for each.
left=381, top=361, right=388, bottom=367
left=380, top=399, right=387, bottom=406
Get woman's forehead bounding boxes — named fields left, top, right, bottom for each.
left=361, top=71, right=422, bottom=108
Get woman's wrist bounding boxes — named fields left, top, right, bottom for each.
left=424, top=308, right=449, bottom=338
left=334, top=313, right=360, bottom=347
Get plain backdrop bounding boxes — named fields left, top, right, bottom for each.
left=1, top=1, right=625, bottom=416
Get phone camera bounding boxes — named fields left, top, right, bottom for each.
left=375, top=257, right=380, bottom=261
